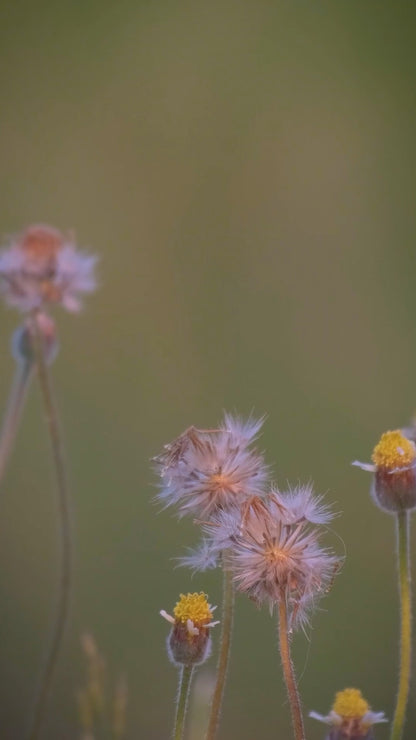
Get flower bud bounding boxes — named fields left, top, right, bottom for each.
left=309, top=687, right=387, bottom=739
left=371, top=431, right=416, bottom=513
left=353, top=429, right=416, bottom=513
left=160, top=592, right=219, bottom=667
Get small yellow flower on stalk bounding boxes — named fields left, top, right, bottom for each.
left=353, top=429, right=414, bottom=740
left=160, top=592, right=219, bottom=667
left=309, top=687, right=387, bottom=739
left=353, top=429, right=416, bottom=513
left=161, top=593, right=219, bottom=740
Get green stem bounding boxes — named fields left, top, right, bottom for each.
left=391, top=510, right=412, bottom=740
left=27, top=313, right=72, bottom=740
left=205, top=554, right=234, bottom=740
left=277, top=599, right=305, bottom=740
left=174, top=665, right=194, bottom=740
left=0, top=359, right=33, bottom=485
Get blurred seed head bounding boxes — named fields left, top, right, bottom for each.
left=0, top=223, right=97, bottom=313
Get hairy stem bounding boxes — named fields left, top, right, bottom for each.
left=174, top=665, right=194, bottom=740
left=277, top=599, right=305, bottom=740
left=0, top=359, right=33, bottom=485
left=391, top=510, right=412, bottom=740
left=205, top=554, right=234, bottom=740
left=27, top=313, right=72, bottom=740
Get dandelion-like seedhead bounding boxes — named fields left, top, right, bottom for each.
left=154, top=414, right=269, bottom=519
left=353, top=429, right=416, bottom=513
left=310, top=687, right=387, bottom=739
left=160, top=592, right=219, bottom=666
left=220, top=488, right=340, bottom=628
left=0, top=224, right=97, bottom=313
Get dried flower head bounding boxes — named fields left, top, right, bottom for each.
left=223, top=487, right=340, bottom=628
left=154, top=414, right=268, bottom=519
left=353, top=429, right=416, bottom=513
left=160, top=592, right=219, bottom=666
left=0, top=223, right=97, bottom=312
left=309, top=687, right=387, bottom=739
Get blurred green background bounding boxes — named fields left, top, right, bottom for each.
left=0, top=1, right=415, bottom=738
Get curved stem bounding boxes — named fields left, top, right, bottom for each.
left=391, top=511, right=412, bottom=740
left=205, top=553, right=234, bottom=740
left=174, top=665, right=194, bottom=740
left=277, top=599, right=305, bottom=740
left=27, top=313, right=72, bottom=740
left=0, top=359, right=33, bottom=485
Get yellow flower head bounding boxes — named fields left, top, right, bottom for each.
left=371, top=430, right=416, bottom=471
left=353, top=429, right=416, bottom=513
left=310, top=687, right=387, bottom=738
left=173, top=593, right=214, bottom=627
left=332, top=688, right=369, bottom=721
left=160, top=592, right=219, bottom=666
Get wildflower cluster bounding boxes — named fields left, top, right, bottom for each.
left=156, top=414, right=339, bottom=630
left=156, top=414, right=344, bottom=740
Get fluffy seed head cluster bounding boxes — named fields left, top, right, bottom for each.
left=160, top=592, right=219, bottom=666
left=0, top=223, right=97, bottom=313
left=310, top=687, right=387, bottom=739
left=353, top=429, right=416, bottom=513
left=154, top=414, right=268, bottom=519
left=222, top=487, right=339, bottom=628
left=156, top=415, right=340, bottom=629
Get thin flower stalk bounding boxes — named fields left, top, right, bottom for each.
left=211, top=489, right=340, bottom=738
left=161, top=593, right=219, bottom=740
left=205, top=554, right=234, bottom=740
left=0, top=358, right=33, bottom=485
left=391, top=510, right=412, bottom=740
left=277, top=599, right=305, bottom=740
left=174, top=665, right=194, bottom=740
left=353, top=429, right=415, bottom=740
left=27, top=311, right=72, bottom=740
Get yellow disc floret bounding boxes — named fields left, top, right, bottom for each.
left=332, top=688, right=369, bottom=719
left=173, top=592, right=213, bottom=625
left=371, top=430, right=416, bottom=470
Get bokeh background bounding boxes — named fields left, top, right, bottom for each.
left=0, top=1, right=416, bottom=738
